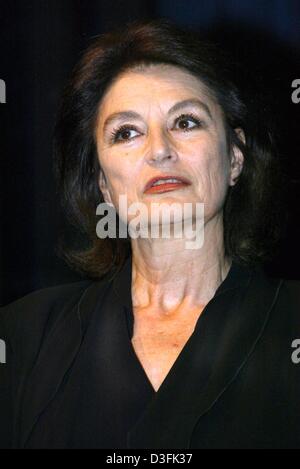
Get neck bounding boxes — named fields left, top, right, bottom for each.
left=130, top=215, right=231, bottom=315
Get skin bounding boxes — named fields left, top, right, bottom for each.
left=95, top=64, right=244, bottom=391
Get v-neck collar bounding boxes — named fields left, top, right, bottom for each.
left=112, top=253, right=254, bottom=340
left=18, top=253, right=283, bottom=449
left=111, top=254, right=255, bottom=397
left=111, top=253, right=253, bottom=395
left=111, top=254, right=282, bottom=449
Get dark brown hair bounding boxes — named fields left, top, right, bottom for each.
left=53, top=18, right=283, bottom=279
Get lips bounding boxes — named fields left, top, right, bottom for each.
left=144, top=175, right=192, bottom=194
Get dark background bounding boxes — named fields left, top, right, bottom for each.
left=0, top=0, right=300, bottom=306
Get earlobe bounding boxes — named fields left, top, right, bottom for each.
left=235, top=127, right=246, bottom=145
left=99, top=170, right=113, bottom=205
left=229, top=128, right=245, bottom=186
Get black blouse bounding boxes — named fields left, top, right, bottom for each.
left=23, top=258, right=250, bottom=448
left=1, top=255, right=300, bottom=448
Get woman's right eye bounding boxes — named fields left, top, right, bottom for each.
left=110, top=125, right=140, bottom=143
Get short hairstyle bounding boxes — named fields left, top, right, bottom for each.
left=53, top=18, right=284, bottom=279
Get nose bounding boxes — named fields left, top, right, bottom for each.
left=146, top=127, right=178, bottom=166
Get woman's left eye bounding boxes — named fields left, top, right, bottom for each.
left=174, top=113, right=202, bottom=131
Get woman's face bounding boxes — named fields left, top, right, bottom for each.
left=95, top=64, right=243, bottom=228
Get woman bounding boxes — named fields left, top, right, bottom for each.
left=0, top=19, right=299, bottom=449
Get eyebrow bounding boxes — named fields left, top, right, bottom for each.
left=102, top=98, right=213, bottom=133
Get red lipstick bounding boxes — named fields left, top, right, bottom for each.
left=144, top=175, right=191, bottom=194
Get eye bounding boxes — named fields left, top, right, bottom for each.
left=110, top=125, right=140, bottom=143
left=174, top=113, right=203, bottom=131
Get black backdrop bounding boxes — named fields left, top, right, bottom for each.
left=1, top=0, right=300, bottom=305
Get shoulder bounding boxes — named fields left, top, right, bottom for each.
left=242, top=266, right=300, bottom=337
left=274, top=277, right=300, bottom=319
left=0, top=277, right=115, bottom=394
left=259, top=275, right=300, bottom=353
left=0, top=279, right=93, bottom=345
left=252, top=265, right=300, bottom=312
left=282, top=278, right=300, bottom=300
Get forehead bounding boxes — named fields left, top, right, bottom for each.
left=97, top=64, right=219, bottom=117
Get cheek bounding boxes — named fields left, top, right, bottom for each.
left=99, top=151, right=129, bottom=189
left=99, top=155, right=140, bottom=211
left=193, top=139, right=230, bottom=205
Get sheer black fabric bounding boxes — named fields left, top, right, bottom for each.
left=25, top=257, right=252, bottom=448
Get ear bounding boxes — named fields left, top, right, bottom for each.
left=98, top=169, right=113, bottom=206
left=229, top=128, right=245, bottom=186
